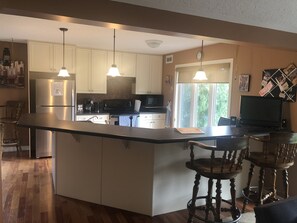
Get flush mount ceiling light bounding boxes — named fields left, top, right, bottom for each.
left=193, top=40, right=207, bottom=81
left=145, top=39, right=163, bottom=48
left=58, top=27, right=70, bottom=77
left=107, top=29, right=121, bottom=77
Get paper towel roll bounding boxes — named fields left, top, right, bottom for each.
left=134, top=100, right=141, bottom=112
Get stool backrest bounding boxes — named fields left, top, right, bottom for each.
left=218, top=117, right=231, bottom=126
left=188, top=136, right=249, bottom=177
left=5, top=101, right=23, bottom=120
left=263, top=132, right=297, bottom=166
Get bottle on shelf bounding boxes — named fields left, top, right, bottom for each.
left=3, top=48, right=11, bottom=66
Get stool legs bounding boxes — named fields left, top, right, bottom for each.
left=272, top=169, right=277, bottom=200
left=283, top=169, right=289, bottom=198
left=187, top=173, right=201, bottom=223
left=258, top=167, right=266, bottom=205
left=230, top=178, right=238, bottom=220
left=215, top=179, right=222, bottom=222
left=205, top=178, right=214, bottom=221
left=242, top=163, right=255, bottom=212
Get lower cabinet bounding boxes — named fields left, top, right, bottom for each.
left=137, top=113, right=166, bottom=129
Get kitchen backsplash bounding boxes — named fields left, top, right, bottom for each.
left=77, top=76, right=139, bottom=104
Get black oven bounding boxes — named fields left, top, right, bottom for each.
left=140, top=95, right=163, bottom=107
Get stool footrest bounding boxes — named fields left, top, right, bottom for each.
left=187, top=196, right=241, bottom=223
left=242, top=186, right=279, bottom=205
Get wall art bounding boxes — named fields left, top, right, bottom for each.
left=259, top=63, right=297, bottom=102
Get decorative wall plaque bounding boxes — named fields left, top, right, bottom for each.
left=260, top=63, right=297, bottom=102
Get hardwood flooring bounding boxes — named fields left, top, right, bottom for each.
left=1, top=151, right=254, bottom=223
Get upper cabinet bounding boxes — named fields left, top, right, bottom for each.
left=28, top=41, right=76, bottom=73
left=107, top=52, right=136, bottom=77
left=28, top=41, right=163, bottom=95
left=135, top=54, right=162, bottom=94
left=76, top=48, right=107, bottom=94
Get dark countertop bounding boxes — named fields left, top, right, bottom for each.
left=18, top=113, right=260, bottom=144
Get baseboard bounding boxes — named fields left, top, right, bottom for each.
left=2, top=146, right=29, bottom=153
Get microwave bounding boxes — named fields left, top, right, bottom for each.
left=141, top=95, right=164, bottom=107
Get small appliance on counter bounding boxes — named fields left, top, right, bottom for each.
left=102, top=99, right=139, bottom=127
left=83, top=100, right=100, bottom=113
left=77, top=104, right=83, bottom=113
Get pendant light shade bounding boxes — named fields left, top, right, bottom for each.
left=193, top=40, right=207, bottom=81
left=107, top=29, right=121, bottom=77
left=193, top=70, right=207, bottom=80
left=58, top=27, right=70, bottom=77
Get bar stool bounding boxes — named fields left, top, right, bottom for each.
left=0, top=101, right=24, bottom=154
left=186, top=136, right=249, bottom=223
left=242, top=132, right=297, bottom=212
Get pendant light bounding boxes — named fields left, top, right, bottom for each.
left=107, top=29, right=121, bottom=77
left=193, top=40, right=207, bottom=80
left=58, top=27, right=70, bottom=77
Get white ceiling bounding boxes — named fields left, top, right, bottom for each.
left=2, top=1, right=296, bottom=55
left=0, top=13, right=213, bottom=55
left=114, top=0, right=297, bottom=34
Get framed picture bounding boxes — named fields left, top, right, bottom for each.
left=165, top=55, right=173, bottom=64
left=239, top=74, right=250, bottom=92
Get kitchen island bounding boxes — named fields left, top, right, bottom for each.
left=18, top=113, right=253, bottom=216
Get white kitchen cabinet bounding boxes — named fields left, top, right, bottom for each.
left=28, top=41, right=76, bottom=73
left=76, top=48, right=107, bottom=94
left=107, top=51, right=136, bottom=77
left=137, top=113, right=166, bottom=129
left=135, top=54, right=162, bottom=94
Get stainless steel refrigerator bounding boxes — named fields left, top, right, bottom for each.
left=29, top=73, right=75, bottom=158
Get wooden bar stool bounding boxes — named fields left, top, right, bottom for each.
left=0, top=101, right=24, bottom=154
left=242, top=132, right=297, bottom=212
left=186, top=136, right=249, bottom=223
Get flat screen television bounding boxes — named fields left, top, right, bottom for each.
left=239, top=96, right=283, bottom=128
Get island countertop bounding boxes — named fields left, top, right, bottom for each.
left=17, top=113, right=248, bottom=144
left=17, top=113, right=262, bottom=216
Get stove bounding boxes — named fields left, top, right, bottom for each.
left=102, top=99, right=139, bottom=127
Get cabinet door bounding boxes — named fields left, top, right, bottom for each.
left=151, top=119, right=165, bottom=129
left=53, top=44, right=76, bottom=74
left=76, top=48, right=91, bottom=93
left=149, top=55, right=162, bottom=94
left=121, top=52, right=136, bottom=77
left=135, top=54, right=150, bottom=94
left=137, top=114, right=152, bottom=128
left=91, top=49, right=107, bottom=94
left=29, top=42, right=53, bottom=72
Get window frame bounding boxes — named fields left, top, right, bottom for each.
left=173, top=59, right=233, bottom=128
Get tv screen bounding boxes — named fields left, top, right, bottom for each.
left=239, top=96, right=283, bottom=128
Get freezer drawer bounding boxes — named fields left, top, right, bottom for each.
left=36, top=106, right=74, bottom=121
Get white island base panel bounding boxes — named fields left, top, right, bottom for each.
left=54, top=132, right=249, bottom=216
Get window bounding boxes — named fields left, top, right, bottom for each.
left=176, top=83, right=229, bottom=127
left=174, top=60, right=232, bottom=128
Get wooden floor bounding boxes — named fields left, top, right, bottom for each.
left=1, top=151, right=254, bottom=223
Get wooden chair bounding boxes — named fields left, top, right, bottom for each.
left=218, top=117, right=232, bottom=126
left=242, top=132, right=297, bottom=212
left=186, top=136, right=249, bottom=223
left=0, top=101, right=24, bottom=154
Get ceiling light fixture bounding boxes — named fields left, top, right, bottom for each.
left=145, top=39, right=163, bottom=48
left=193, top=40, right=207, bottom=81
left=107, top=29, right=121, bottom=77
left=58, top=28, right=70, bottom=77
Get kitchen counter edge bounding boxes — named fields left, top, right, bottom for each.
left=18, top=113, right=243, bottom=144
